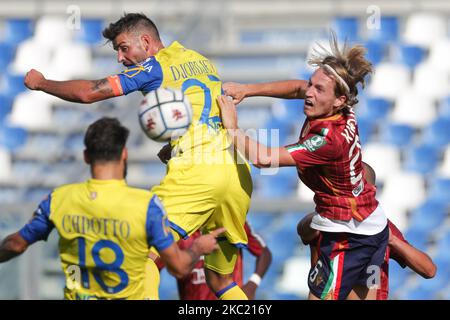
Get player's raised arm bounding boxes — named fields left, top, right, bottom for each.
left=159, top=228, right=225, bottom=278
left=389, top=231, right=436, bottom=279
left=0, top=232, right=29, bottom=263
left=218, top=95, right=296, bottom=168
left=242, top=224, right=272, bottom=300
left=223, top=80, right=308, bottom=104
left=24, top=69, right=118, bottom=104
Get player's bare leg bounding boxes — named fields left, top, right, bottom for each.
left=308, top=291, right=321, bottom=300
left=346, top=285, right=377, bottom=300
left=205, top=268, right=248, bottom=300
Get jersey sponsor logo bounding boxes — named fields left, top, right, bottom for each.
left=120, top=65, right=150, bottom=78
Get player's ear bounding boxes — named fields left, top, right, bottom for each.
left=333, top=95, right=347, bottom=111
left=83, top=150, right=91, bottom=165
left=141, top=34, right=151, bottom=52
left=121, top=147, right=128, bottom=162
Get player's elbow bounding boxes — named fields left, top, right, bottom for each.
left=263, top=247, right=273, bottom=265
left=78, top=91, right=97, bottom=104
left=166, top=265, right=189, bottom=279
left=422, top=262, right=437, bottom=279
left=4, top=235, right=28, bottom=255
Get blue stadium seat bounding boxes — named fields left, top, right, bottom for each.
left=439, top=97, right=450, bottom=120
left=246, top=212, right=275, bottom=234
left=404, top=144, right=439, bottom=175
left=415, top=269, right=449, bottom=293
left=266, top=229, right=299, bottom=261
left=1, top=73, right=26, bottom=97
left=396, top=44, right=426, bottom=69
left=268, top=292, right=299, bottom=300
left=64, top=133, right=85, bottom=153
left=427, top=178, right=450, bottom=205
left=436, top=232, right=450, bottom=254
left=367, top=16, right=399, bottom=42
left=332, top=17, right=359, bottom=42
left=356, top=117, right=375, bottom=145
left=379, top=123, right=415, bottom=148
left=388, top=261, right=409, bottom=294
left=0, top=188, right=24, bottom=204
left=258, top=267, right=278, bottom=292
left=158, top=269, right=179, bottom=300
left=364, top=41, right=385, bottom=65
left=239, top=30, right=265, bottom=45
left=408, top=201, right=447, bottom=233
left=358, top=97, right=391, bottom=121
left=0, top=43, right=14, bottom=70
left=75, top=19, right=105, bottom=45
left=401, top=289, right=436, bottom=300
left=0, top=125, right=27, bottom=151
left=0, top=95, right=12, bottom=123
left=262, top=118, right=292, bottom=146
left=404, top=228, right=428, bottom=252
left=24, top=187, right=52, bottom=203
left=258, top=175, right=297, bottom=198
left=421, top=118, right=450, bottom=150
left=1, top=18, right=33, bottom=45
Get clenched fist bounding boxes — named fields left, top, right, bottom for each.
left=24, top=69, right=45, bottom=90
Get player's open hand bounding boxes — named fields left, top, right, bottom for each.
left=217, top=95, right=238, bottom=130
left=24, top=69, right=45, bottom=90
left=157, top=143, right=172, bottom=164
left=192, top=227, right=226, bottom=255
left=223, top=82, right=246, bottom=104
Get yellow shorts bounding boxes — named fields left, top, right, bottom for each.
left=151, top=147, right=252, bottom=274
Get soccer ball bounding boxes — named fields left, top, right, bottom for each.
left=138, top=87, right=193, bottom=142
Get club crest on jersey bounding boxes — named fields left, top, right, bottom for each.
left=120, top=65, right=151, bottom=78
left=303, top=135, right=327, bottom=152
left=90, top=192, right=97, bottom=200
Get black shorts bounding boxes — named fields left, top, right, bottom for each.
left=308, top=224, right=389, bottom=300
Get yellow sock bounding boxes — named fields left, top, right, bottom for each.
left=216, top=282, right=248, bottom=300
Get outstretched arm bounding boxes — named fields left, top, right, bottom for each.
left=218, top=95, right=296, bottom=168
left=0, top=232, right=29, bottom=263
left=159, top=228, right=225, bottom=279
left=223, top=80, right=308, bottom=104
left=242, top=246, right=272, bottom=299
left=389, top=233, right=436, bottom=279
left=24, top=69, right=117, bottom=103
left=297, top=212, right=320, bottom=245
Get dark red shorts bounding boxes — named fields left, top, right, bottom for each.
left=308, top=224, right=389, bottom=300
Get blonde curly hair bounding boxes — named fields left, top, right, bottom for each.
left=309, top=31, right=373, bottom=108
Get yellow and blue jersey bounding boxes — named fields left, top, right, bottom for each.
left=107, top=41, right=229, bottom=154
left=19, top=179, right=174, bottom=300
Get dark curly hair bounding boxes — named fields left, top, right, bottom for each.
left=84, top=117, right=129, bottom=162
left=103, top=13, right=160, bottom=42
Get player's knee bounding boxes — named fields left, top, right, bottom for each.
left=204, top=268, right=234, bottom=292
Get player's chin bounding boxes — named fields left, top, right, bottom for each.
left=303, top=105, right=314, bottom=117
